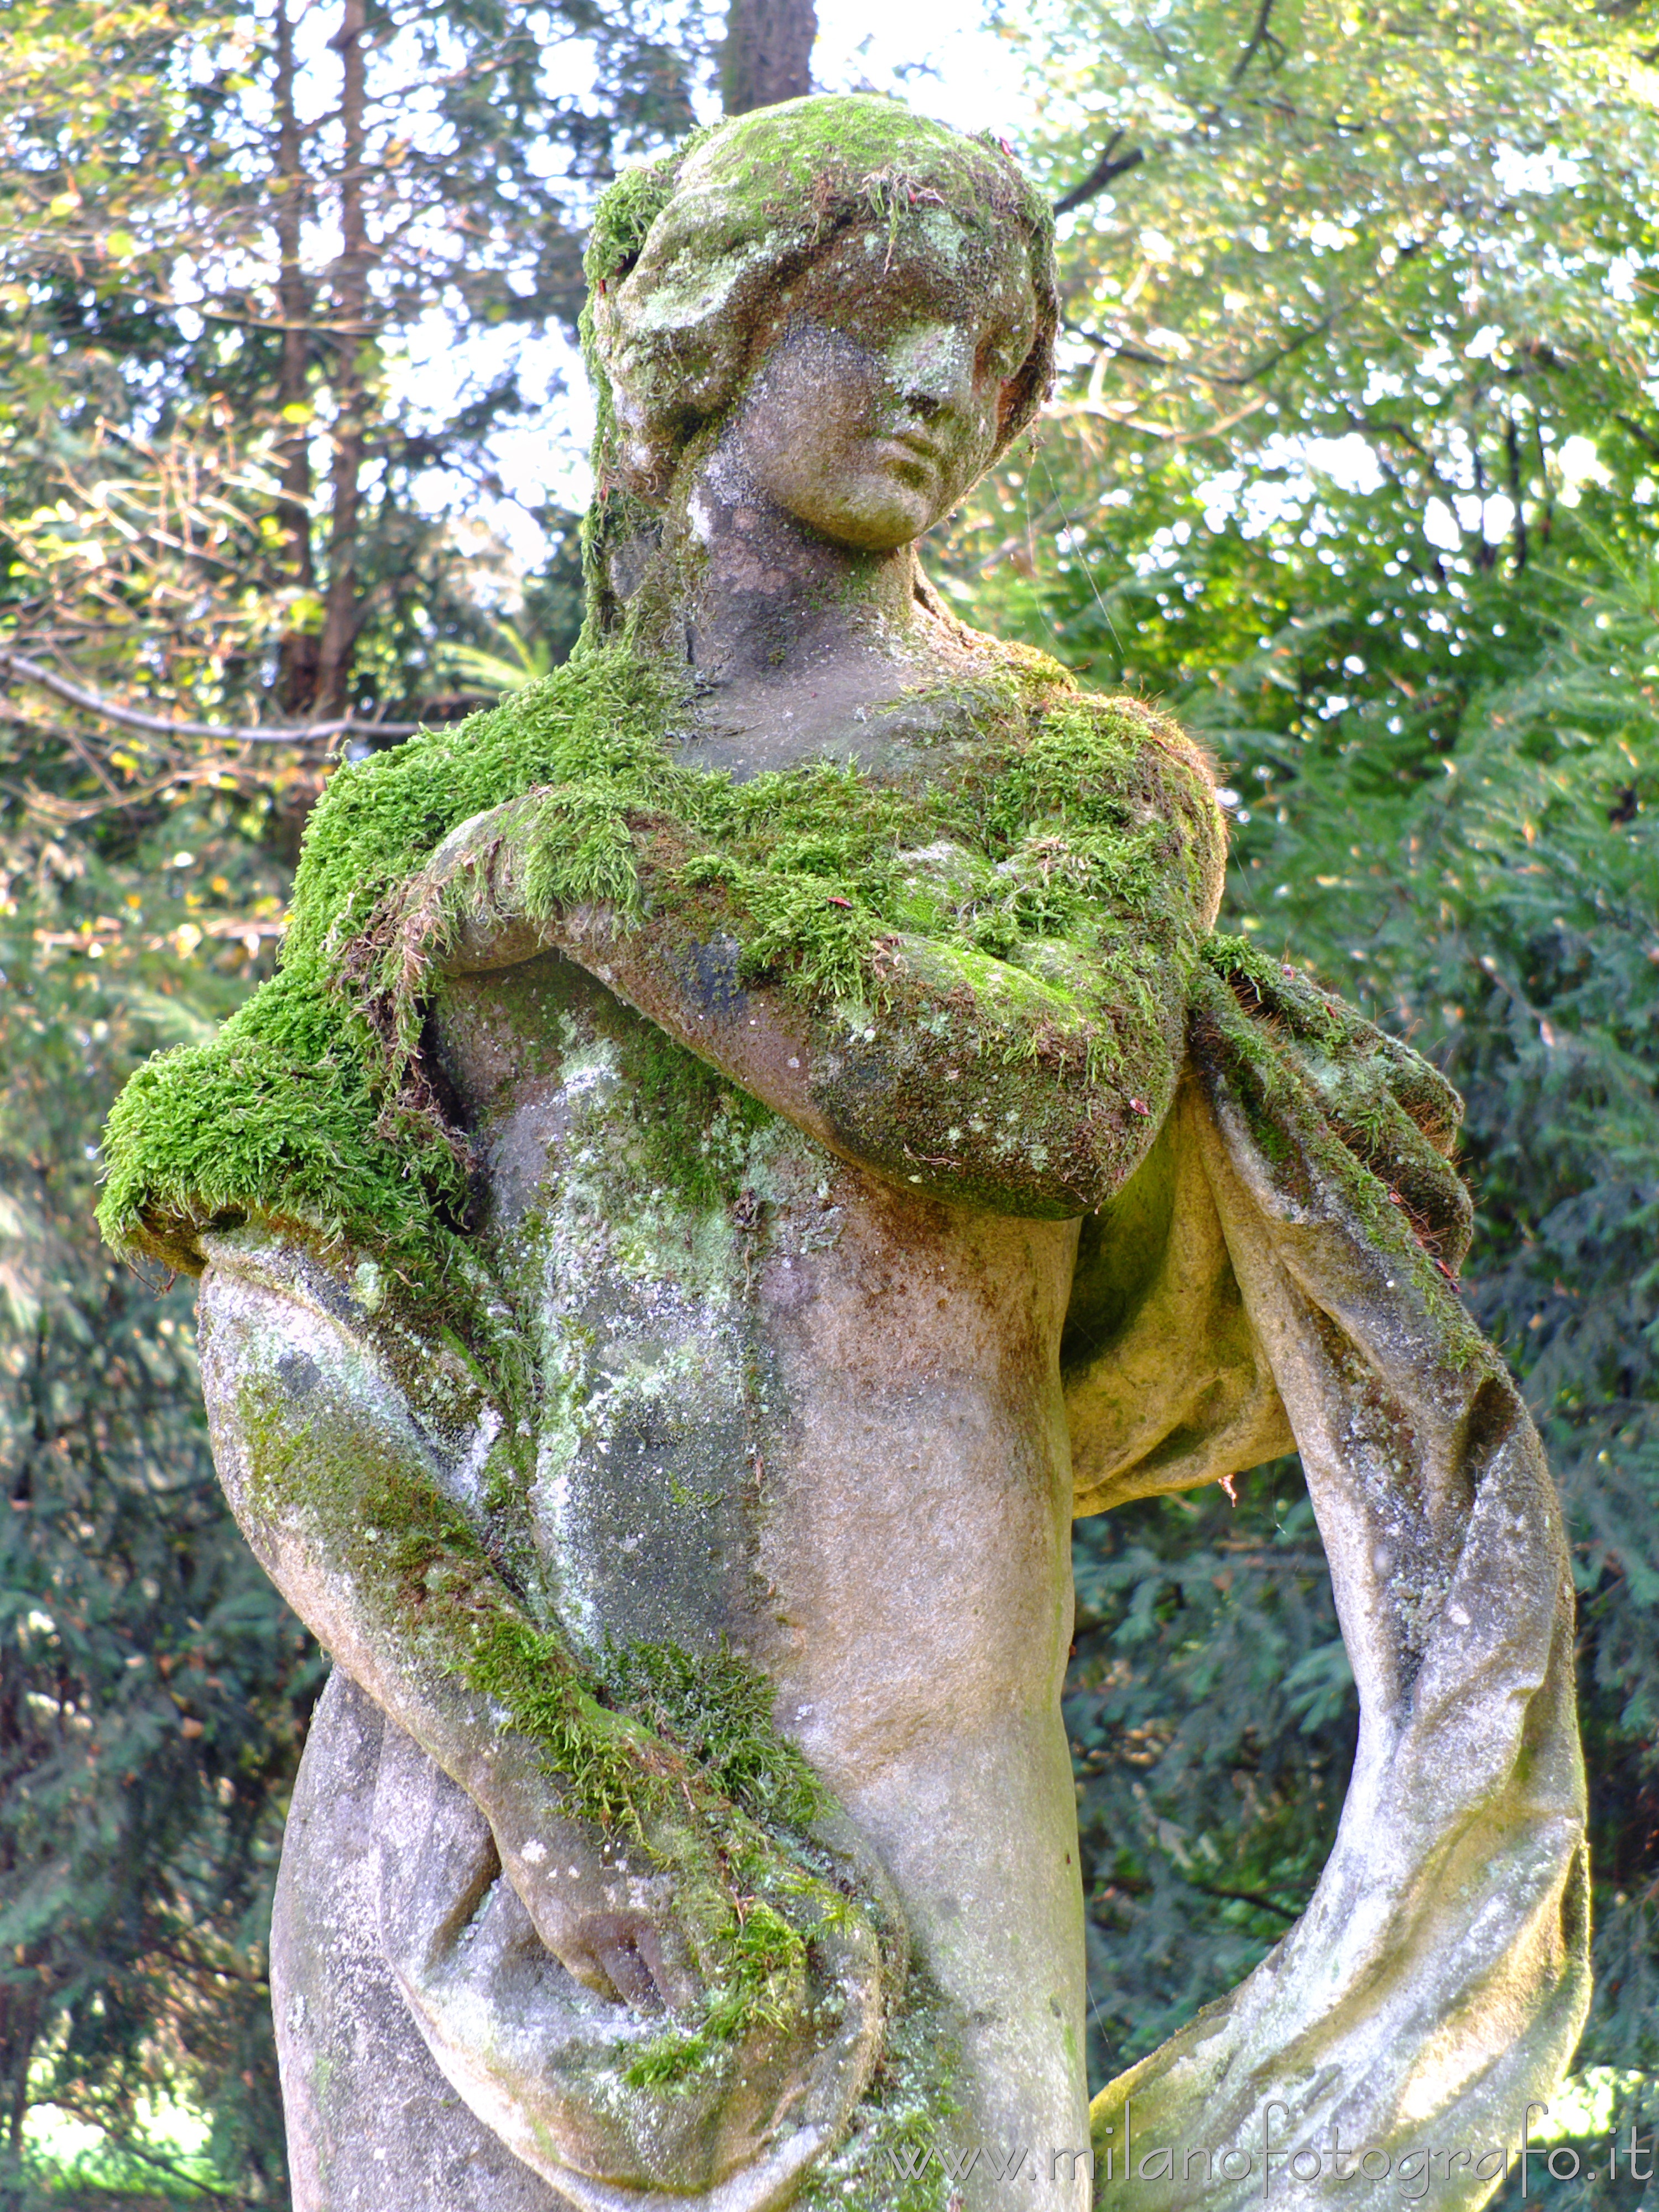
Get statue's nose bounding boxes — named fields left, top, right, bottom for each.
left=890, top=322, right=975, bottom=421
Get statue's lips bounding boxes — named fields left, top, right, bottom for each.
left=870, top=430, right=946, bottom=478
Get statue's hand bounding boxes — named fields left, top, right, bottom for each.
left=473, top=1750, right=700, bottom=2011
left=1198, top=941, right=1473, bottom=1268
left=378, top=1708, right=898, bottom=2194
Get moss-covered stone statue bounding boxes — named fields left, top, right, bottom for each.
left=100, top=96, right=1589, bottom=2212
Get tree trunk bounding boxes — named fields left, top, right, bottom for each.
left=720, top=0, right=816, bottom=115
left=273, top=0, right=320, bottom=716
left=314, top=0, right=371, bottom=719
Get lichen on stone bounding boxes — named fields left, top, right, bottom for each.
left=794, top=1969, right=964, bottom=2212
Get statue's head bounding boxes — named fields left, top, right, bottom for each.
left=582, top=96, right=1057, bottom=562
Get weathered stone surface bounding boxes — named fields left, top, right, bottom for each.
left=273, top=1671, right=565, bottom=2211
left=1071, top=1068, right=1588, bottom=2208
left=199, top=939, right=1091, bottom=2206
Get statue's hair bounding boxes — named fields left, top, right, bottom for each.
left=580, top=95, right=1058, bottom=503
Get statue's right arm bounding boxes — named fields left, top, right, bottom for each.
left=195, top=1227, right=695, bottom=2013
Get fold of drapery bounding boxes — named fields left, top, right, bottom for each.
left=1083, top=968, right=1589, bottom=2211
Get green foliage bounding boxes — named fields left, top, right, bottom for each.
left=0, top=769, right=321, bottom=2206
left=1067, top=1465, right=1350, bottom=2080
left=965, top=0, right=1659, bottom=629
left=0, top=0, right=697, bottom=740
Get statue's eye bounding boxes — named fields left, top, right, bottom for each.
left=977, top=330, right=1024, bottom=383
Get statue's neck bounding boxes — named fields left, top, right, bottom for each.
left=681, top=447, right=921, bottom=679
left=604, top=449, right=957, bottom=776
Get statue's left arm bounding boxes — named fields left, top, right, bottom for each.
left=1063, top=948, right=1589, bottom=2211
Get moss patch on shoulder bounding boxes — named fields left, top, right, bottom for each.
left=100, top=647, right=1227, bottom=1271
left=97, top=647, right=687, bottom=1271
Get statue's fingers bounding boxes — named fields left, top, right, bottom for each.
left=629, top=1913, right=702, bottom=2015
left=1324, top=1078, right=1473, bottom=1271
left=578, top=1913, right=679, bottom=2014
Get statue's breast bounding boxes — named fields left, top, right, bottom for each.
left=430, top=951, right=810, bottom=1660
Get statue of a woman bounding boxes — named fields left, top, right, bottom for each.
left=101, top=96, right=1589, bottom=2212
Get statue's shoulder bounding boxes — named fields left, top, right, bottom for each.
left=1011, top=672, right=1227, bottom=930
left=915, top=587, right=1226, bottom=863
left=98, top=658, right=658, bottom=1275
left=292, top=652, right=664, bottom=944
left=1027, top=682, right=1220, bottom=802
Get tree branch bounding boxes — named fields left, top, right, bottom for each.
left=1055, top=132, right=1147, bottom=217
left=0, top=648, right=420, bottom=745
left=1229, top=0, right=1287, bottom=87
left=1064, top=233, right=1427, bottom=403
left=1615, top=411, right=1659, bottom=459
left=1194, top=1881, right=1303, bottom=1919
left=314, top=0, right=372, bottom=719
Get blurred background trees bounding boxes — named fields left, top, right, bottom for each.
left=1, top=0, right=1655, bottom=2201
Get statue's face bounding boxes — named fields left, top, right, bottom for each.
left=721, top=218, right=1039, bottom=553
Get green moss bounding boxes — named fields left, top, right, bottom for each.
left=97, top=969, right=472, bottom=1275
left=462, top=1614, right=664, bottom=1832
left=456, top=1619, right=867, bottom=2089
left=622, top=1898, right=807, bottom=2088
left=582, top=144, right=703, bottom=291
left=590, top=1639, right=830, bottom=1833
left=612, top=1022, right=776, bottom=1214
left=681, top=96, right=1033, bottom=222
left=236, top=1355, right=872, bottom=2084
left=97, top=647, right=684, bottom=1268
left=100, top=644, right=1225, bottom=1271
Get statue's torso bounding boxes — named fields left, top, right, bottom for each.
left=190, top=656, right=1222, bottom=2211
left=428, top=947, right=1092, bottom=2201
